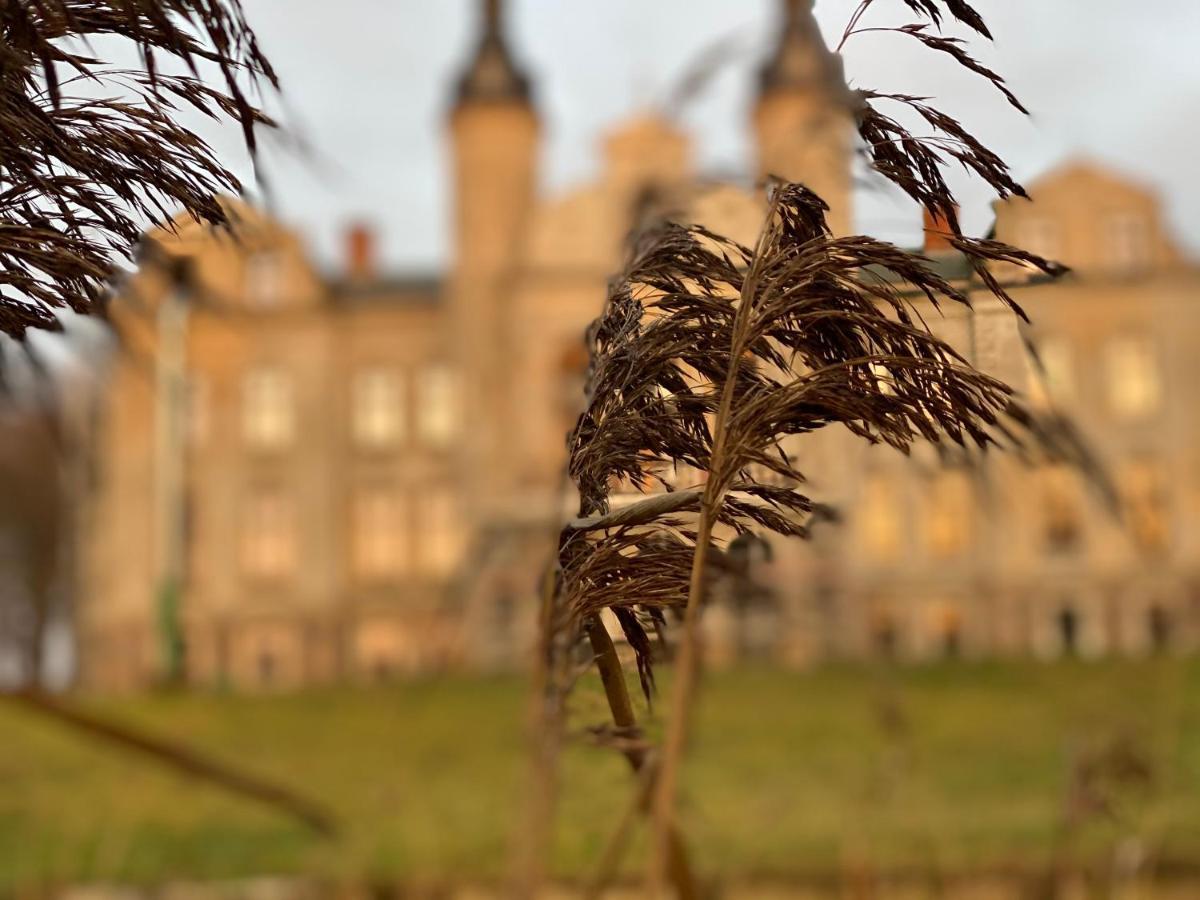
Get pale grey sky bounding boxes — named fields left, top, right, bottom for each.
left=231, top=0, right=1200, bottom=273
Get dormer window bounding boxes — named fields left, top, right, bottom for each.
left=245, top=250, right=284, bottom=308
left=1106, top=212, right=1150, bottom=273
left=1019, top=216, right=1061, bottom=263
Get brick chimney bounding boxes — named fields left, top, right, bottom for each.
left=345, top=223, right=375, bottom=281
left=922, top=206, right=959, bottom=254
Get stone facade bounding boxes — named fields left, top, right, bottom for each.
left=75, top=1, right=1200, bottom=690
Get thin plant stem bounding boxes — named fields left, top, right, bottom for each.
left=648, top=192, right=781, bottom=895
left=585, top=617, right=698, bottom=898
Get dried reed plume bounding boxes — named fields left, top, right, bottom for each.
left=0, top=0, right=276, bottom=340
left=544, top=0, right=1069, bottom=893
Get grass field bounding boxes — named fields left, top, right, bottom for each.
left=3, top=658, right=1200, bottom=889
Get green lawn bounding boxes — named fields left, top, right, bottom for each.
left=3, top=658, right=1200, bottom=888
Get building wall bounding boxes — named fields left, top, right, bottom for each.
left=75, top=30, right=1200, bottom=691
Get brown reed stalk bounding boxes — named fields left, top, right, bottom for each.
left=547, top=2, right=1073, bottom=893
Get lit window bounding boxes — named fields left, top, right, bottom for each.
left=352, top=367, right=404, bottom=448
left=416, top=363, right=457, bottom=446
left=926, top=470, right=972, bottom=558
left=418, top=487, right=462, bottom=576
left=1121, top=458, right=1169, bottom=554
left=241, top=489, right=296, bottom=578
left=245, top=251, right=283, bottom=308
left=1106, top=213, right=1150, bottom=273
left=1105, top=335, right=1161, bottom=418
left=1041, top=465, right=1082, bottom=553
left=1019, top=217, right=1061, bottom=263
left=352, top=487, right=408, bottom=579
left=242, top=367, right=294, bottom=448
left=861, top=472, right=902, bottom=562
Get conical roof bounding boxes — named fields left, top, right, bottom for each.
left=758, top=0, right=846, bottom=95
left=454, top=0, right=532, bottom=104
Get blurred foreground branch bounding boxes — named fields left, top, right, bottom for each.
left=4, top=689, right=337, bottom=836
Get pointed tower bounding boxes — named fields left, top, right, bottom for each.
left=447, top=0, right=539, bottom=522
left=753, top=0, right=853, bottom=234
left=450, top=0, right=539, bottom=277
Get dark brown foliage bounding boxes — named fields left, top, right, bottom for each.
left=554, top=0, right=1068, bottom=697
left=0, top=0, right=276, bottom=338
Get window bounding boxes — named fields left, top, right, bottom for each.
left=1041, top=465, right=1082, bottom=553
left=926, top=470, right=973, bottom=558
left=352, top=367, right=405, bottom=449
left=417, top=487, right=462, bottom=576
left=245, top=251, right=283, bottom=308
left=1105, top=335, right=1161, bottom=418
left=1106, top=213, right=1150, bottom=273
left=1026, top=338, right=1075, bottom=410
left=861, top=472, right=902, bottom=562
left=241, top=489, right=296, bottom=578
left=416, top=363, right=458, bottom=446
left=1019, top=216, right=1061, bottom=263
left=1121, top=458, right=1169, bottom=554
left=352, top=487, right=408, bottom=580
left=242, top=367, right=294, bottom=448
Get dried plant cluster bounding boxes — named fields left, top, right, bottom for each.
left=540, top=0, right=1072, bottom=891
left=0, top=0, right=275, bottom=340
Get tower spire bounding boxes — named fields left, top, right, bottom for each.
left=454, top=0, right=531, bottom=105
left=758, top=0, right=845, bottom=96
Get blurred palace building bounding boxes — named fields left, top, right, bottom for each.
left=75, top=0, right=1200, bottom=689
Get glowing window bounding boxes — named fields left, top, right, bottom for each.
left=861, top=472, right=902, bottom=562
left=1041, top=465, right=1082, bottom=553
left=926, top=470, right=973, bottom=558
left=352, top=486, right=408, bottom=579
left=416, top=363, right=457, bottom=446
left=418, top=487, right=462, bottom=577
left=1105, top=335, right=1161, bottom=418
left=241, top=489, right=296, bottom=578
left=1121, top=458, right=1169, bottom=554
left=242, top=367, right=294, bottom=449
left=352, top=367, right=404, bottom=449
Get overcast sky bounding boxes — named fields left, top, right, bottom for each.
left=232, top=0, right=1200, bottom=274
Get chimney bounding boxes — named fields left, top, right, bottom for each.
left=922, top=206, right=959, bottom=254
left=345, top=223, right=375, bottom=281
